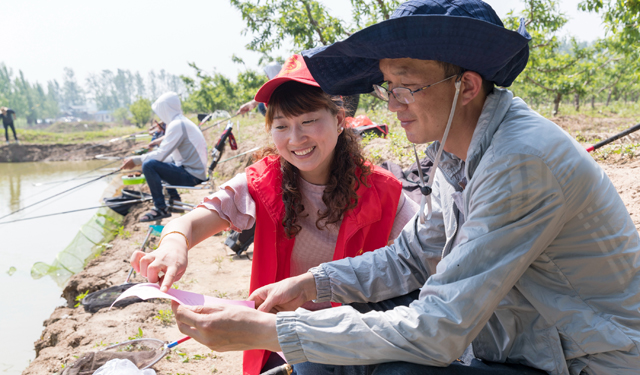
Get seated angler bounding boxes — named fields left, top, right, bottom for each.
left=122, top=92, right=208, bottom=222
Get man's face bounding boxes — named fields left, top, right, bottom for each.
left=379, top=58, right=456, bottom=144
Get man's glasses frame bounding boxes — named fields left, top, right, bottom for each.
left=372, top=75, right=457, bottom=104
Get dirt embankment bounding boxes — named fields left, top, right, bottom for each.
left=0, top=141, right=134, bottom=163
left=20, top=115, right=640, bottom=375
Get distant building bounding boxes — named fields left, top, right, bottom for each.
left=94, top=110, right=113, bottom=122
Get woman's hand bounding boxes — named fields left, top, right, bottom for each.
left=130, top=235, right=188, bottom=292
left=172, top=301, right=280, bottom=352
left=249, top=272, right=318, bottom=313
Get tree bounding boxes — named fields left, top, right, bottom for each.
left=129, top=97, right=153, bottom=128
left=230, top=0, right=348, bottom=62
left=113, top=107, right=130, bottom=125
left=61, top=67, right=85, bottom=110
left=579, top=0, right=640, bottom=45
left=506, top=0, right=594, bottom=115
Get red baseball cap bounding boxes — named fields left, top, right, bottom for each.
left=254, top=54, right=320, bottom=104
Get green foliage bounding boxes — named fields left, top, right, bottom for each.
left=113, top=107, right=130, bottom=125
left=506, top=0, right=640, bottom=116
left=230, top=0, right=347, bottom=62
left=181, top=63, right=266, bottom=113
left=129, top=97, right=153, bottom=128
left=128, top=327, right=144, bottom=341
left=74, top=290, right=89, bottom=308
left=0, top=64, right=60, bottom=124
left=154, top=309, right=175, bottom=325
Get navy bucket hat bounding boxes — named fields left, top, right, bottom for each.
left=301, top=0, right=531, bottom=96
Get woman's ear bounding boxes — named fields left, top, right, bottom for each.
left=336, top=107, right=346, bottom=131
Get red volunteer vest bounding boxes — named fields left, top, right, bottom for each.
left=243, top=155, right=402, bottom=375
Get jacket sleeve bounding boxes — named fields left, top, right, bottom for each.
left=133, top=121, right=183, bottom=165
left=277, top=153, right=567, bottom=366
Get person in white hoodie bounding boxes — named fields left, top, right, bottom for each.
left=122, top=92, right=208, bottom=222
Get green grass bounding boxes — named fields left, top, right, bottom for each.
left=16, top=126, right=139, bottom=144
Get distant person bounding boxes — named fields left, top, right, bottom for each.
left=148, top=119, right=166, bottom=148
left=121, top=92, right=208, bottom=222
left=236, top=61, right=282, bottom=116
left=1, top=107, right=19, bottom=145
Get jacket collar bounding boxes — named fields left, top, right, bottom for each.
left=425, top=88, right=514, bottom=185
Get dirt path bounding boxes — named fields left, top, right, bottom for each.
left=20, top=115, right=640, bottom=375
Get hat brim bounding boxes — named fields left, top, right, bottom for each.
left=302, top=15, right=531, bottom=95
left=254, top=76, right=320, bottom=104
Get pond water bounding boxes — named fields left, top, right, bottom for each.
left=0, top=160, right=117, bottom=374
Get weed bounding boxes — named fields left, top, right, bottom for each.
left=128, top=327, right=144, bottom=341
left=74, top=290, right=89, bottom=308
left=154, top=309, right=174, bottom=325
left=117, top=225, right=131, bottom=239
left=93, top=340, right=107, bottom=348
left=213, top=290, right=228, bottom=299
left=239, top=289, right=250, bottom=300
left=213, top=255, right=225, bottom=271
left=172, top=283, right=180, bottom=289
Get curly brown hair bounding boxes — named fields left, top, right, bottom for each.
left=258, top=81, right=371, bottom=239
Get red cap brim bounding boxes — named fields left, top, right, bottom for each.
left=254, top=76, right=320, bottom=104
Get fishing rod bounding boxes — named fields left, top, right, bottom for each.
left=0, top=168, right=122, bottom=221
left=586, top=122, right=640, bottom=153
left=218, top=146, right=260, bottom=163
left=0, top=197, right=152, bottom=225
left=32, top=159, right=122, bottom=187
left=200, top=112, right=241, bottom=132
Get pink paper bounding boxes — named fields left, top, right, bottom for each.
left=111, top=283, right=255, bottom=309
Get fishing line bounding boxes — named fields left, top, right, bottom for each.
left=32, top=159, right=122, bottom=187
left=0, top=169, right=122, bottom=221
left=0, top=198, right=151, bottom=225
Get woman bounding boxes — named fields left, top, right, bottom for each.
left=130, top=54, right=417, bottom=374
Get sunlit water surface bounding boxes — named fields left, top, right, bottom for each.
left=0, top=160, right=116, bottom=374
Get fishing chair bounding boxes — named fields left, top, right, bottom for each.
left=162, top=121, right=237, bottom=213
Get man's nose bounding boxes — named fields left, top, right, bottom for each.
left=387, top=94, right=406, bottom=112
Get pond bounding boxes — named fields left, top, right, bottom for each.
left=0, top=160, right=118, bottom=374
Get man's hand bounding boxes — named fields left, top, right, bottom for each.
left=130, top=236, right=189, bottom=292
left=121, top=158, right=136, bottom=170
left=172, top=301, right=280, bottom=352
left=147, top=138, right=162, bottom=148
left=236, top=100, right=258, bottom=115
left=249, top=272, right=318, bottom=313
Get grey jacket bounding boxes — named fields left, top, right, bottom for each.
left=133, top=92, right=208, bottom=180
left=276, top=89, right=640, bottom=375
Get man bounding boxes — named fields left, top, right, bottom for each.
left=143, top=1, right=640, bottom=373
left=122, top=92, right=207, bottom=222
left=1, top=107, right=19, bottom=145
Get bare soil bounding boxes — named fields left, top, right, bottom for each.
left=21, top=114, right=640, bottom=375
left=0, top=141, right=134, bottom=163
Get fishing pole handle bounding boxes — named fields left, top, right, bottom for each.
left=261, top=364, right=293, bottom=375
left=125, top=226, right=155, bottom=283
left=587, top=122, right=640, bottom=152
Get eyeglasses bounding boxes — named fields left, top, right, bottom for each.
left=372, top=75, right=456, bottom=104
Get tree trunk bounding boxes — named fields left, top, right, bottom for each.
left=574, top=93, right=580, bottom=112
left=553, top=93, right=562, bottom=116
left=591, top=96, right=595, bottom=110
left=606, top=88, right=613, bottom=107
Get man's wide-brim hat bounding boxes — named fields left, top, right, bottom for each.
left=301, top=0, right=531, bottom=96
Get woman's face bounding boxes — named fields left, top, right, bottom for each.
left=271, top=107, right=344, bottom=185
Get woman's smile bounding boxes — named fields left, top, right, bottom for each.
left=292, top=146, right=316, bottom=157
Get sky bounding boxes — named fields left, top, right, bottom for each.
left=0, top=0, right=605, bottom=87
